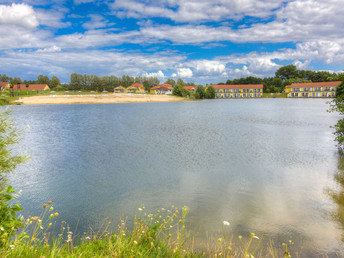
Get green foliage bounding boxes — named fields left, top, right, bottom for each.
left=330, top=82, right=344, bottom=150
left=165, top=78, right=176, bottom=87
left=205, top=86, right=215, bottom=99
left=0, top=185, right=23, bottom=247
left=275, top=65, right=298, bottom=80
left=172, top=84, right=189, bottom=97
left=53, top=85, right=66, bottom=91
left=195, top=85, right=206, bottom=99
left=0, top=108, right=26, bottom=190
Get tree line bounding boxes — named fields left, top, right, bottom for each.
left=1, top=64, right=343, bottom=93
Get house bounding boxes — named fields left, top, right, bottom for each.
left=114, top=85, right=126, bottom=93
left=0, top=82, right=9, bottom=91
left=285, top=81, right=342, bottom=98
left=5, top=84, right=50, bottom=91
left=151, top=83, right=173, bottom=94
left=126, top=82, right=145, bottom=93
left=184, top=85, right=197, bottom=93
left=207, top=84, right=263, bottom=98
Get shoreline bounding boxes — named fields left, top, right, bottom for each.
left=14, top=93, right=190, bottom=105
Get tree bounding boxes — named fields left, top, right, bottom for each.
left=49, top=76, right=60, bottom=89
left=37, top=75, right=50, bottom=85
left=205, top=86, right=215, bottom=99
left=172, top=84, right=189, bottom=97
left=176, top=78, right=185, bottom=86
left=195, top=85, right=206, bottom=99
left=0, top=74, right=10, bottom=82
left=330, top=82, right=344, bottom=150
left=275, top=65, right=298, bottom=80
left=165, top=78, right=176, bottom=87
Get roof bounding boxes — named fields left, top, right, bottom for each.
left=184, top=86, right=197, bottom=90
left=129, top=82, right=144, bottom=88
left=209, top=84, right=263, bottom=89
left=0, top=82, right=9, bottom=88
left=10, top=84, right=49, bottom=90
left=151, top=83, right=173, bottom=90
left=114, top=85, right=125, bottom=89
left=285, top=81, right=342, bottom=88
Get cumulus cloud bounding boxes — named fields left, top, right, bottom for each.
left=0, top=3, right=38, bottom=29
left=142, top=70, right=165, bottom=78
left=111, top=0, right=285, bottom=22
left=172, top=68, right=193, bottom=78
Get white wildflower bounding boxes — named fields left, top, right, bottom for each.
left=9, top=245, right=15, bottom=249
left=134, top=240, right=138, bottom=244
left=222, top=221, right=230, bottom=226
left=138, top=208, right=143, bottom=211
left=253, top=236, right=259, bottom=240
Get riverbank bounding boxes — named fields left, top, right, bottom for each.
left=13, top=93, right=189, bottom=105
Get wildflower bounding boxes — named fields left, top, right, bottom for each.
left=161, top=208, right=165, bottom=211
left=138, top=208, right=142, bottom=211
left=141, top=231, right=145, bottom=234
left=48, top=223, right=52, bottom=227
left=134, top=240, right=138, bottom=244
left=218, top=238, right=223, bottom=244
left=49, top=207, right=54, bottom=211
left=43, top=204, right=47, bottom=209
left=253, top=236, right=259, bottom=240
left=47, top=201, right=52, bottom=204
left=31, top=216, right=39, bottom=221
left=222, top=221, right=230, bottom=226
left=9, top=245, right=15, bottom=249
left=238, top=235, right=242, bottom=240
left=54, top=212, right=59, bottom=217
left=38, top=219, right=42, bottom=223
left=50, top=214, right=54, bottom=218
left=40, top=226, right=43, bottom=230
left=85, top=237, right=90, bottom=240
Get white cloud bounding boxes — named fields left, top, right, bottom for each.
left=172, top=68, right=193, bottom=78
left=0, top=3, right=38, bottom=29
left=194, top=60, right=225, bottom=74
left=143, top=70, right=165, bottom=78
left=36, top=45, right=61, bottom=53
left=82, top=14, right=114, bottom=30
left=110, top=0, right=285, bottom=22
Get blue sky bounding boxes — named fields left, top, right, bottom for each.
left=0, top=0, right=343, bottom=84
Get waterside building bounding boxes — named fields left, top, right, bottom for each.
left=285, top=81, right=341, bottom=98
left=208, top=84, right=263, bottom=99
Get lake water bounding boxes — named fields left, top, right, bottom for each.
left=9, top=99, right=344, bottom=254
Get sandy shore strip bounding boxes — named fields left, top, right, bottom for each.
left=15, top=93, right=189, bottom=105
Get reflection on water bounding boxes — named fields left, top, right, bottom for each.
left=329, top=154, right=344, bottom=242
left=8, top=99, right=344, bottom=254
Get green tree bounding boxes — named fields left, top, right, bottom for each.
left=330, top=82, right=344, bottom=150
left=172, top=84, right=187, bottom=97
left=205, top=86, right=215, bottom=99
left=275, top=65, right=298, bottom=80
left=37, top=75, right=50, bottom=85
left=195, top=85, right=206, bottom=99
left=176, top=78, right=185, bottom=86
left=49, top=76, right=60, bottom=89
left=165, top=78, right=176, bottom=87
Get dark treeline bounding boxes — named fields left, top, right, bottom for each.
left=1, top=65, right=343, bottom=93
left=217, top=65, right=344, bottom=93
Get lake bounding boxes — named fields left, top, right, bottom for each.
left=9, top=98, right=344, bottom=254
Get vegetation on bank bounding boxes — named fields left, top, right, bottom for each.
left=1, top=64, right=343, bottom=94
left=330, top=82, right=344, bottom=150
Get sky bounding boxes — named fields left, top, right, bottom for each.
left=0, top=0, right=343, bottom=84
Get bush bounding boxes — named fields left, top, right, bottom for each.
left=172, top=84, right=189, bottom=97
left=53, top=85, right=66, bottom=91
left=205, top=86, right=215, bottom=99
left=195, top=85, right=206, bottom=99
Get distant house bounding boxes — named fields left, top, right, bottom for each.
left=207, top=84, right=263, bottom=98
left=151, top=83, right=173, bottom=94
left=5, top=84, right=50, bottom=91
left=126, top=82, right=145, bottom=93
left=285, top=81, right=341, bottom=98
left=183, top=85, right=197, bottom=93
left=0, top=82, right=9, bottom=91
left=114, top=85, right=126, bottom=93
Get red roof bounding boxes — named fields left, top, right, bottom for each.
left=129, top=82, right=144, bottom=88
left=0, top=82, right=9, bottom=88
left=210, top=84, right=263, bottom=89
left=151, top=83, right=173, bottom=90
left=285, top=81, right=342, bottom=88
left=184, top=86, right=197, bottom=90
left=10, top=84, right=49, bottom=90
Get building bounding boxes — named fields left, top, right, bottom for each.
left=285, top=81, right=342, bottom=98
left=4, top=84, right=50, bottom=91
left=0, top=82, right=9, bottom=91
left=208, top=84, right=263, bottom=98
left=126, top=82, right=145, bottom=93
left=151, top=83, right=173, bottom=94
left=114, top=85, right=126, bottom=93
left=184, top=86, right=197, bottom=93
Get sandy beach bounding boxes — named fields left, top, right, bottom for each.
left=15, top=93, right=189, bottom=105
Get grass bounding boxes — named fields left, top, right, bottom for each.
left=0, top=202, right=297, bottom=257
left=262, top=93, right=288, bottom=98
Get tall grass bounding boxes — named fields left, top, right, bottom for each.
left=0, top=202, right=299, bottom=257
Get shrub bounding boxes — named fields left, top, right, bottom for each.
left=205, top=86, right=215, bottom=99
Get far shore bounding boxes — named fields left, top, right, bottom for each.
left=14, top=93, right=190, bottom=105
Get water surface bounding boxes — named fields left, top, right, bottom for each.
left=10, top=99, right=344, bottom=254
